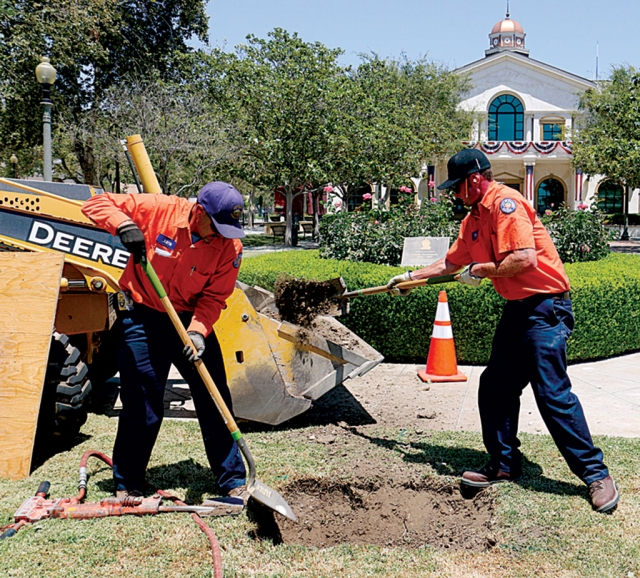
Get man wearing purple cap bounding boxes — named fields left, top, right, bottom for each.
left=82, top=182, right=249, bottom=504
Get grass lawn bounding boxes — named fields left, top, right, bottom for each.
left=1, top=414, right=638, bottom=577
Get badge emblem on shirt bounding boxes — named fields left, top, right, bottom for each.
left=500, top=198, right=517, bottom=214
left=154, top=234, right=177, bottom=257
left=472, top=230, right=479, bottom=241
left=233, top=252, right=242, bottom=268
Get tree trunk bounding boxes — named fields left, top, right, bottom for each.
left=248, top=186, right=255, bottom=228
left=285, top=185, right=293, bottom=247
left=312, top=189, right=320, bottom=239
left=74, top=136, right=96, bottom=185
left=622, top=185, right=630, bottom=241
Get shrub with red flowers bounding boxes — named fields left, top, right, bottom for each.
left=318, top=189, right=460, bottom=265
left=540, top=203, right=612, bottom=263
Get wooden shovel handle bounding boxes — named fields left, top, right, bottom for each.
left=342, top=273, right=459, bottom=298
left=142, top=259, right=240, bottom=438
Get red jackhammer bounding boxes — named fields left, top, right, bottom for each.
left=1, top=450, right=239, bottom=577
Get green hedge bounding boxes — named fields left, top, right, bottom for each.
left=239, top=251, right=640, bottom=364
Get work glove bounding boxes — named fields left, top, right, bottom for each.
left=117, top=222, right=146, bottom=264
left=183, top=331, right=205, bottom=362
left=458, top=263, right=482, bottom=287
left=387, top=271, right=413, bottom=296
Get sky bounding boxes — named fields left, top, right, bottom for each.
left=203, top=0, right=640, bottom=80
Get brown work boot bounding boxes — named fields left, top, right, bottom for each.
left=227, top=484, right=250, bottom=505
left=589, top=476, right=619, bottom=513
left=461, top=465, right=521, bottom=488
left=116, top=489, right=142, bottom=501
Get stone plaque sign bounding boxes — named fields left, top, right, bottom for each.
left=401, top=237, right=450, bottom=267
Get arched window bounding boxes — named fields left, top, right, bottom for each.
left=488, top=94, right=524, bottom=141
left=536, top=178, right=565, bottom=215
left=596, top=181, right=624, bottom=214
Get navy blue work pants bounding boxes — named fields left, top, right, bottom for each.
left=112, top=303, right=246, bottom=494
left=478, top=295, right=609, bottom=485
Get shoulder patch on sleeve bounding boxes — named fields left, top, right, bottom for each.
left=499, top=198, right=517, bottom=214
left=233, top=252, right=242, bottom=268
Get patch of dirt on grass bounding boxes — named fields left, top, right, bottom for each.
left=275, top=477, right=495, bottom=551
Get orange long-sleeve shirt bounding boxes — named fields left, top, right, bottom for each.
left=446, top=181, right=570, bottom=300
left=81, top=192, right=242, bottom=337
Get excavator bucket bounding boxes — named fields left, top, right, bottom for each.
left=215, top=282, right=383, bottom=425
left=0, top=252, right=64, bottom=479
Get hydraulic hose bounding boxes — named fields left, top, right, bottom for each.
left=3, top=449, right=223, bottom=577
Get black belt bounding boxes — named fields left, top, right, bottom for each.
left=514, top=291, right=570, bottom=303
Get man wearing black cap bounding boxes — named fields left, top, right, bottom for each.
left=387, top=149, right=618, bottom=513
left=82, top=181, right=249, bottom=504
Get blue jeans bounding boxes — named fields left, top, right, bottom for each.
left=113, top=304, right=246, bottom=494
left=478, top=295, right=609, bottom=485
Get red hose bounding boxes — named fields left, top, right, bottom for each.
left=78, top=451, right=223, bottom=577
left=157, top=490, right=223, bottom=578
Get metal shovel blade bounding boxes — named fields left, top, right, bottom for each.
left=248, top=479, right=297, bottom=522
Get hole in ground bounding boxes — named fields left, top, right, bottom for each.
left=254, top=477, right=496, bottom=551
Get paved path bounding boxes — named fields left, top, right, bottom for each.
left=345, top=354, right=640, bottom=438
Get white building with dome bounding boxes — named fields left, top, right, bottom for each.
left=428, top=7, right=638, bottom=218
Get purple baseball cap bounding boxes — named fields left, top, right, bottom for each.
left=197, top=182, right=245, bottom=239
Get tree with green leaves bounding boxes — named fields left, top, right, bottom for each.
left=574, top=66, right=640, bottom=238
left=92, top=73, right=243, bottom=195
left=224, top=30, right=471, bottom=245
left=223, top=28, right=347, bottom=245
left=0, top=0, right=208, bottom=184
left=329, top=54, right=471, bottom=208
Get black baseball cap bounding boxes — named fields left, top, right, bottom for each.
left=197, top=182, right=246, bottom=239
left=437, top=149, right=491, bottom=190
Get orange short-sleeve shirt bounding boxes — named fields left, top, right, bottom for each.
left=446, top=181, right=570, bottom=300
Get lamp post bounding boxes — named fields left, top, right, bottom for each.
left=9, top=154, right=18, bottom=178
left=34, top=56, right=57, bottom=181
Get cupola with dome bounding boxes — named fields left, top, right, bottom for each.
left=486, top=1, right=528, bottom=57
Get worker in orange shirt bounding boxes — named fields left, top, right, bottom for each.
left=82, top=182, right=248, bottom=505
left=388, top=149, right=618, bottom=513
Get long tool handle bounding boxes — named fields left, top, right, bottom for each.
left=342, top=273, right=459, bottom=298
left=141, top=258, right=298, bottom=522
left=141, top=259, right=239, bottom=435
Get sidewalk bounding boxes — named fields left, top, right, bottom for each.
left=345, top=354, right=640, bottom=438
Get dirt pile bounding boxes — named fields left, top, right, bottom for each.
left=273, top=477, right=495, bottom=551
left=273, top=276, right=344, bottom=326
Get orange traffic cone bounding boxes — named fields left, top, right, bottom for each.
left=418, top=290, right=467, bottom=383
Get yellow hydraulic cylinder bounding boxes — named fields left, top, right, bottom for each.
left=125, top=134, right=162, bottom=194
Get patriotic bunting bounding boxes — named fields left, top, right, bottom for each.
left=480, top=141, right=503, bottom=154
left=532, top=141, right=558, bottom=153
left=463, top=141, right=574, bottom=155
left=505, top=141, right=531, bottom=154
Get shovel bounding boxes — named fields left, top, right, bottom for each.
left=340, top=273, right=459, bottom=299
left=141, top=257, right=297, bottom=522
left=275, top=273, right=460, bottom=321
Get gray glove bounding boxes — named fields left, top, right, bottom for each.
left=183, top=331, right=205, bottom=362
left=458, top=263, right=482, bottom=287
left=387, top=271, right=413, bottom=295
